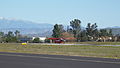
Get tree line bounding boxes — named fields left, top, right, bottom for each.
left=52, top=19, right=113, bottom=42
left=0, top=30, right=45, bottom=43
left=0, top=30, right=20, bottom=43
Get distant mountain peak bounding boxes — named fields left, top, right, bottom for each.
left=0, top=17, right=21, bottom=21
left=112, top=26, right=120, bottom=28
left=107, top=26, right=120, bottom=28
left=0, top=17, right=53, bottom=29
left=0, top=17, right=53, bottom=36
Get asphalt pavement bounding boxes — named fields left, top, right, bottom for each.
left=0, top=52, right=120, bottom=68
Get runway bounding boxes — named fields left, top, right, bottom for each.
left=0, top=52, right=120, bottom=68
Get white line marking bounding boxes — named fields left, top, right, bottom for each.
left=0, top=54, right=120, bottom=64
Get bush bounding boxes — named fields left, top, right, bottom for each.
left=32, top=38, right=40, bottom=43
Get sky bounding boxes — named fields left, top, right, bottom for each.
left=0, top=0, right=120, bottom=28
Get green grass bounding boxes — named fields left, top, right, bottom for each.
left=0, top=43, right=120, bottom=59
left=66, top=42, right=120, bottom=45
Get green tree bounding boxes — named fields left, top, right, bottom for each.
left=99, top=29, right=112, bottom=37
left=86, top=23, right=99, bottom=41
left=86, top=23, right=92, bottom=38
left=70, top=19, right=81, bottom=39
left=4, top=31, right=18, bottom=43
left=99, top=29, right=107, bottom=37
left=108, top=29, right=113, bottom=36
left=7, top=31, right=14, bottom=37
left=0, top=32, right=4, bottom=42
left=32, top=37, right=40, bottom=43
left=52, top=24, right=64, bottom=38
left=5, top=36, right=17, bottom=43
left=79, top=30, right=88, bottom=42
left=0, top=32, right=4, bottom=37
left=14, top=30, right=20, bottom=37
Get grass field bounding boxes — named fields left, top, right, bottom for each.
left=66, top=42, right=120, bottom=45
left=0, top=43, right=120, bottom=59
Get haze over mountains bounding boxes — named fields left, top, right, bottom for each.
left=106, top=26, right=120, bottom=35
left=0, top=17, right=120, bottom=37
left=0, top=17, right=53, bottom=37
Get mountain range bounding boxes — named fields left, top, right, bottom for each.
left=0, top=17, right=53, bottom=37
left=106, top=26, right=120, bottom=35
left=0, top=17, right=120, bottom=37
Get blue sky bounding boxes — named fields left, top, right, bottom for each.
left=0, top=0, right=120, bottom=28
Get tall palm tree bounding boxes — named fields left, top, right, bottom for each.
left=15, top=30, right=20, bottom=37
